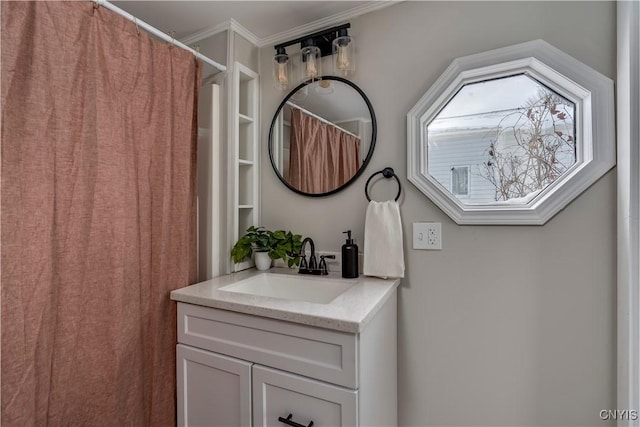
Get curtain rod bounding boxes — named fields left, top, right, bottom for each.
left=92, top=0, right=226, bottom=72
left=286, top=102, right=360, bottom=139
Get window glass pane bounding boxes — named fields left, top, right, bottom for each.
left=427, top=74, right=576, bottom=205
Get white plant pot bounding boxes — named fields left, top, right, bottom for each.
left=254, top=251, right=272, bottom=271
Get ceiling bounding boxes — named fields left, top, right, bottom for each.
left=111, top=1, right=377, bottom=43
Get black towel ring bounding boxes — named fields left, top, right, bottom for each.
left=365, top=167, right=402, bottom=202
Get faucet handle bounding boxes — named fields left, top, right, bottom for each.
left=298, top=254, right=308, bottom=270
left=319, top=255, right=335, bottom=275
left=318, top=257, right=327, bottom=275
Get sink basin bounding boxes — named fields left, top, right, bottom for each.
left=218, top=273, right=355, bottom=304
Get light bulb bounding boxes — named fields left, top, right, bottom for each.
left=273, top=50, right=289, bottom=91
left=332, top=33, right=354, bottom=77
left=300, top=44, right=321, bottom=82
left=336, top=45, right=350, bottom=72
left=305, top=53, right=318, bottom=79
left=276, top=62, right=288, bottom=86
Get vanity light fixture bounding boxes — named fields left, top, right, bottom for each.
left=272, top=47, right=290, bottom=91
left=300, top=39, right=322, bottom=81
left=333, top=28, right=354, bottom=77
left=273, top=23, right=354, bottom=90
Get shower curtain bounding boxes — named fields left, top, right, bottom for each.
left=288, top=108, right=361, bottom=193
left=1, top=2, right=201, bottom=425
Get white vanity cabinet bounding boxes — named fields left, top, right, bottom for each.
left=175, top=290, right=397, bottom=427
left=177, top=344, right=252, bottom=426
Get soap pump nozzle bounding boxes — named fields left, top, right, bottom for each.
left=343, top=230, right=354, bottom=244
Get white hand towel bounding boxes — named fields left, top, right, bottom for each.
left=363, top=200, right=404, bottom=279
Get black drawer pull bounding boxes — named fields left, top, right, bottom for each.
left=278, top=413, right=314, bottom=427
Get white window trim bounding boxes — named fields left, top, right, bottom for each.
left=407, top=39, right=615, bottom=225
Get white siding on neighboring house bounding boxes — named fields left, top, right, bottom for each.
left=427, top=127, right=497, bottom=204
left=427, top=109, right=575, bottom=204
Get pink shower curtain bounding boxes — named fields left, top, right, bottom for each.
left=288, top=108, right=361, bottom=193
left=1, top=2, right=201, bottom=425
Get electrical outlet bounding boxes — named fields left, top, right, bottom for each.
left=413, top=223, right=442, bottom=250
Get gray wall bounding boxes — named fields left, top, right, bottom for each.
left=233, top=32, right=259, bottom=72
left=259, top=2, right=616, bottom=426
left=198, top=31, right=227, bottom=80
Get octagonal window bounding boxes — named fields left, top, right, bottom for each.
left=427, top=74, right=577, bottom=205
left=407, top=40, right=615, bottom=225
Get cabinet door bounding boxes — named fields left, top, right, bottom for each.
left=177, top=344, right=252, bottom=427
left=253, top=365, right=357, bottom=427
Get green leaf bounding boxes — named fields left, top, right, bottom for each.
left=231, top=227, right=305, bottom=265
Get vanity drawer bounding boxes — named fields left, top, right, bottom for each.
left=177, top=303, right=358, bottom=388
left=253, top=364, right=357, bottom=427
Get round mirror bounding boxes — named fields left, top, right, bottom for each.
left=268, top=76, right=376, bottom=197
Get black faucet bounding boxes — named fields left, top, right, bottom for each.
left=298, top=237, right=319, bottom=275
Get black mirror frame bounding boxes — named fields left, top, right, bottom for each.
left=268, top=76, right=377, bottom=197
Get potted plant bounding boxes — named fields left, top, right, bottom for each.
left=231, top=226, right=303, bottom=270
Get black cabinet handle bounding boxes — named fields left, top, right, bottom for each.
left=278, top=413, right=314, bottom=427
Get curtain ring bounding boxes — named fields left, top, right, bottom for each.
left=92, top=0, right=99, bottom=11
left=194, top=44, right=200, bottom=54
left=169, top=30, right=176, bottom=47
left=133, top=17, right=140, bottom=35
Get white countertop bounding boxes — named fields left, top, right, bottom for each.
left=170, top=268, right=400, bottom=333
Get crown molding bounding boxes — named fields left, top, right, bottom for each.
left=181, top=20, right=231, bottom=46
left=180, top=1, right=403, bottom=48
left=259, top=1, right=402, bottom=48
left=180, top=18, right=259, bottom=46
left=228, top=18, right=261, bottom=47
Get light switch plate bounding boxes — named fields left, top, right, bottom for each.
left=413, top=223, right=442, bottom=250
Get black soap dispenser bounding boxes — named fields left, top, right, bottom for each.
left=341, top=230, right=359, bottom=278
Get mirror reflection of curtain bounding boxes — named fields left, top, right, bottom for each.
left=288, top=108, right=361, bottom=193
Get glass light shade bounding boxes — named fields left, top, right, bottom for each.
left=273, top=53, right=290, bottom=91
left=332, top=35, right=355, bottom=77
left=300, top=45, right=322, bottom=82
